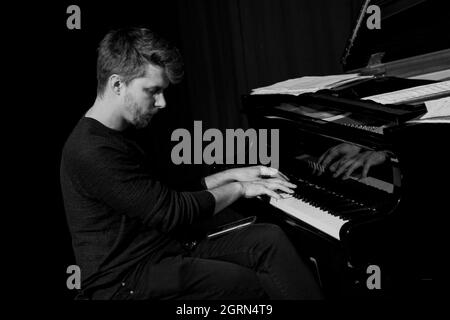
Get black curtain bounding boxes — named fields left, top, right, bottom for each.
left=174, top=0, right=361, bottom=130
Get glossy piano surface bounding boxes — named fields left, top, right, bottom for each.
left=250, top=112, right=401, bottom=241
left=269, top=152, right=396, bottom=240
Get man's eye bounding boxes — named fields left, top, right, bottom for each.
left=146, top=89, right=160, bottom=95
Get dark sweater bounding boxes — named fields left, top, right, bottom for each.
left=60, top=117, right=215, bottom=298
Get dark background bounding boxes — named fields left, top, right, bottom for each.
left=18, top=0, right=380, bottom=300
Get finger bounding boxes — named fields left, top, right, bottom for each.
left=312, top=161, right=325, bottom=176
left=271, top=171, right=289, bottom=181
left=266, top=182, right=296, bottom=194
left=343, top=160, right=363, bottom=180
left=319, top=153, right=335, bottom=170
left=372, top=151, right=387, bottom=166
left=279, top=192, right=294, bottom=199
left=329, top=157, right=347, bottom=172
left=320, top=150, right=341, bottom=174
left=276, top=170, right=290, bottom=181
left=265, top=183, right=295, bottom=194
left=312, top=159, right=321, bottom=175
left=257, top=179, right=293, bottom=191
left=262, top=187, right=282, bottom=200
left=312, top=164, right=317, bottom=175
left=265, top=178, right=297, bottom=189
left=263, top=167, right=290, bottom=182
left=361, top=160, right=372, bottom=179
left=333, top=159, right=354, bottom=178
left=317, top=159, right=330, bottom=175
left=318, top=148, right=333, bottom=166
left=260, top=166, right=278, bottom=177
left=316, top=153, right=328, bottom=175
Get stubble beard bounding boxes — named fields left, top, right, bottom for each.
left=125, top=94, right=153, bottom=129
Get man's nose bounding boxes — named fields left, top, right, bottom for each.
left=155, top=93, right=166, bottom=109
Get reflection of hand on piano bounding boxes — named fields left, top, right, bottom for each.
left=335, top=150, right=387, bottom=180
left=317, top=143, right=388, bottom=180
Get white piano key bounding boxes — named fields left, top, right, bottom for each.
left=270, top=196, right=347, bottom=240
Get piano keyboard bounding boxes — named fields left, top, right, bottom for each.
left=269, top=173, right=381, bottom=240
left=270, top=196, right=346, bottom=240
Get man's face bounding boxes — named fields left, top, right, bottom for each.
left=122, top=64, right=169, bottom=128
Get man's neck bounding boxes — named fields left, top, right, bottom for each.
left=85, top=97, right=128, bottom=131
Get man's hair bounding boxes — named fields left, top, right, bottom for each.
left=96, top=27, right=184, bottom=96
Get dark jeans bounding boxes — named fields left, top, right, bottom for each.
left=112, top=223, right=323, bottom=300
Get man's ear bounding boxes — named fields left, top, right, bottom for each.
left=109, top=74, right=123, bottom=96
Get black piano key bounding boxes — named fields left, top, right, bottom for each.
left=290, top=173, right=381, bottom=220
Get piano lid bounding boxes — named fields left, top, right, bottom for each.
left=342, top=0, right=450, bottom=77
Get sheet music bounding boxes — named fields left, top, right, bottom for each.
left=406, top=96, right=450, bottom=123
left=362, top=81, right=450, bottom=105
left=251, top=74, right=373, bottom=95
left=421, top=97, right=450, bottom=119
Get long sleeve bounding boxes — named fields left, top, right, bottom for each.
left=65, top=140, right=215, bottom=233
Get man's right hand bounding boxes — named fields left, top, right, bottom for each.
left=208, top=178, right=296, bottom=214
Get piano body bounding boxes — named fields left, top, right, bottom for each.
left=242, top=0, right=449, bottom=298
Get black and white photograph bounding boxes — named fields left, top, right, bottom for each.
left=18, top=0, right=448, bottom=313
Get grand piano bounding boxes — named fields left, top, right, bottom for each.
left=241, top=0, right=449, bottom=298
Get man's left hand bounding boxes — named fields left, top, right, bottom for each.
left=204, top=166, right=290, bottom=189
left=228, top=165, right=290, bottom=183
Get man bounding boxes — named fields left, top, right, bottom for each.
left=60, top=27, right=323, bottom=300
